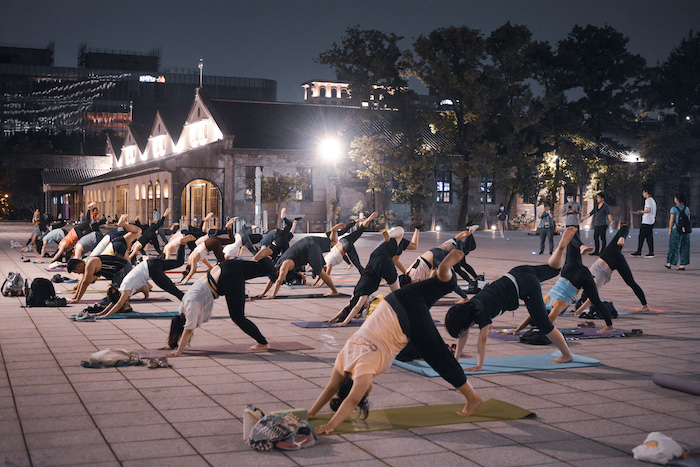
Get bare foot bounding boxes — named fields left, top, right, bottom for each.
left=324, top=290, right=339, bottom=296
left=597, top=325, right=615, bottom=334
left=635, top=305, right=650, bottom=312
left=457, top=394, right=483, bottom=417
left=617, top=237, right=625, bottom=247
left=580, top=245, right=594, bottom=255
left=181, top=234, right=196, bottom=245
left=163, top=208, right=171, bottom=217
left=249, top=343, right=269, bottom=351
left=118, top=214, right=128, bottom=227
left=551, top=354, right=574, bottom=364
left=363, top=211, right=379, bottom=226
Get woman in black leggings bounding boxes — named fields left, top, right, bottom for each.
left=166, top=257, right=276, bottom=354
left=512, top=230, right=614, bottom=334
left=128, top=208, right=170, bottom=262
left=445, top=227, right=579, bottom=368
left=575, top=225, right=649, bottom=313
left=308, top=250, right=482, bottom=435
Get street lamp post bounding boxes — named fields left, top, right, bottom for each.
left=319, top=137, right=343, bottom=230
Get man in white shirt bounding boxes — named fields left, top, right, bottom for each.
left=631, top=189, right=656, bottom=258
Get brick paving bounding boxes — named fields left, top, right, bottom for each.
left=0, top=222, right=698, bottom=466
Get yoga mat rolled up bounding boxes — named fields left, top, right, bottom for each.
left=652, top=374, right=700, bottom=396
left=309, top=399, right=534, bottom=434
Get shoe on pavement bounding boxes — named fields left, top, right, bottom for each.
left=644, top=254, right=655, bottom=258
left=629, top=252, right=642, bottom=257
left=275, top=427, right=316, bottom=451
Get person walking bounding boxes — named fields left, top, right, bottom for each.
left=580, top=192, right=613, bottom=255
left=562, top=193, right=582, bottom=230
left=496, top=204, right=508, bottom=238
left=538, top=203, right=555, bottom=255
left=631, top=189, right=657, bottom=258
left=665, top=193, right=691, bottom=271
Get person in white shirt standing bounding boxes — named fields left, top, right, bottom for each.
left=631, top=189, right=657, bottom=258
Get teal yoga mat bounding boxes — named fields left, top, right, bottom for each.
left=393, top=352, right=600, bottom=376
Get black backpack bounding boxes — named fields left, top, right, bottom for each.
left=677, top=206, right=692, bottom=235
left=519, top=329, right=552, bottom=345
left=26, top=278, right=58, bottom=307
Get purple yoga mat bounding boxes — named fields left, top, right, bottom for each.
left=652, top=374, right=700, bottom=396
left=292, top=320, right=365, bottom=328
left=489, top=328, right=630, bottom=342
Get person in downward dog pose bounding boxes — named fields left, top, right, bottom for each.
left=127, top=208, right=171, bottom=262
left=326, top=226, right=418, bottom=326
left=179, top=217, right=239, bottom=284
left=308, top=250, right=482, bottom=435
left=92, top=235, right=196, bottom=318
left=166, top=257, right=276, bottom=354
left=511, top=230, right=615, bottom=334
left=574, top=225, right=649, bottom=314
left=445, top=227, right=580, bottom=368
left=222, top=222, right=261, bottom=259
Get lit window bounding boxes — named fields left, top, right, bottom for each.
left=436, top=171, right=452, bottom=204
left=480, top=177, right=494, bottom=204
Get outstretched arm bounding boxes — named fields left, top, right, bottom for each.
left=463, top=326, right=490, bottom=372
left=314, top=373, right=373, bottom=435
left=96, top=291, right=131, bottom=318
left=308, top=369, right=344, bottom=419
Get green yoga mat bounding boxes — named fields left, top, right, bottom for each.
left=393, top=352, right=600, bottom=377
left=309, top=399, right=534, bottom=434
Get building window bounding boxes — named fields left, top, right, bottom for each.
left=245, top=166, right=256, bottom=201
left=295, top=168, right=313, bottom=202
left=480, top=177, right=494, bottom=204
left=436, top=171, right=452, bottom=203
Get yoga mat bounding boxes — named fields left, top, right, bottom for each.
left=251, top=293, right=350, bottom=300
left=617, top=307, right=678, bottom=315
left=292, top=319, right=366, bottom=328
left=164, top=270, right=209, bottom=274
left=292, top=319, right=438, bottom=329
left=393, top=352, right=600, bottom=377
left=135, top=341, right=314, bottom=358
left=71, top=311, right=180, bottom=320
left=45, top=267, right=66, bottom=272
left=78, top=296, right=173, bottom=304
left=488, top=328, right=629, bottom=342
left=652, top=374, right=700, bottom=396
left=309, top=399, right=534, bottom=435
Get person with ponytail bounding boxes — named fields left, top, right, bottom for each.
left=308, top=249, right=482, bottom=435
left=166, top=256, right=276, bottom=355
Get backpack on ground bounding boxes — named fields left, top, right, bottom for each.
left=585, top=301, right=618, bottom=319
left=2, top=272, right=25, bottom=297
left=26, top=278, right=64, bottom=307
left=676, top=207, right=692, bottom=235
left=248, top=411, right=317, bottom=451
left=519, top=328, right=552, bottom=345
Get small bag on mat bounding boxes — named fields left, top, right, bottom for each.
left=248, top=411, right=317, bottom=451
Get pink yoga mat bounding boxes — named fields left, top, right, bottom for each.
left=135, top=341, right=314, bottom=358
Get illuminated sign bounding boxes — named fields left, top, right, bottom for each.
left=139, top=75, right=166, bottom=83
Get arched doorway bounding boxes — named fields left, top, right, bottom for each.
left=180, top=179, right=222, bottom=228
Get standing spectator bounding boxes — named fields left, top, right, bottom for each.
left=91, top=207, right=99, bottom=222
left=580, top=192, right=613, bottom=255
left=153, top=208, right=168, bottom=244
left=665, top=193, right=691, bottom=271
left=496, top=204, right=508, bottom=239
left=77, top=210, right=84, bottom=224
left=538, top=204, right=555, bottom=255
left=562, top=193, right=581, bottom=229
left=631, top=189, right=657, bottom=258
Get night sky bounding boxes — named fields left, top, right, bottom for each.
left=3, top=0, right=700, bottom=102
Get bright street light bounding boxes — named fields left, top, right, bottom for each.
left=319, top=138, right=342, bottom=163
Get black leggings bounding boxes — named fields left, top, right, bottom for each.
left=339, top=225, right=366, bottom=273
left=137, top=216, right=167, bottom=254
left=146, top=244, right=186, bottom=300
left=562, top=233, right=613, bottom=325
left=593, top=225, right=607, bottom=252
left=510, top=264, right=561, bottom=333
left=238, top=224, right=258, bottom=255
left=584, top=226, right=647, bottom=306
left=218, top=260, right=267, bottom=345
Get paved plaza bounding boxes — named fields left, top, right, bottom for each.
left=0, top=222, right=698, bottom=466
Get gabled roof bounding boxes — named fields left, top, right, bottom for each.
left=204, top=98, right=372, bottom=150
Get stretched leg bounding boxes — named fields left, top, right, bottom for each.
left=147, top=259, right=185, bottom=300
left=548, top=227, right=577, bottom=270
left=225, top=274, right=268, bottom=348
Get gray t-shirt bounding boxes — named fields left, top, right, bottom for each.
left=590, top=202, right=611, bottom=226
left=180, top=279, right=215, bottom=330
left=562, top=202, right=582, bottom=226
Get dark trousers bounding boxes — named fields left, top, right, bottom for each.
left=593, top=225, right=607, bottom=253
left=539, top=228, right=554, bottom=254
left=637, top=223, right=654, bottom=254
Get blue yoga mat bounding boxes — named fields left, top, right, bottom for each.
left=393, top=352, right=600, bottom=376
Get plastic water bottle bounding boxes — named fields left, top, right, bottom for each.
left=24, top=279, right=29, bottom=296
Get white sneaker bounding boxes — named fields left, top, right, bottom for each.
left=469, top=225, right=479, bottom=234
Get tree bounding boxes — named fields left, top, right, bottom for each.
left=348, top=135, right=397, bottom=227
left=260, top=171, right=309, bottom=225
left=410, top=26, right=489, bottom=227
left=317, top=26, right=409, bottom=107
